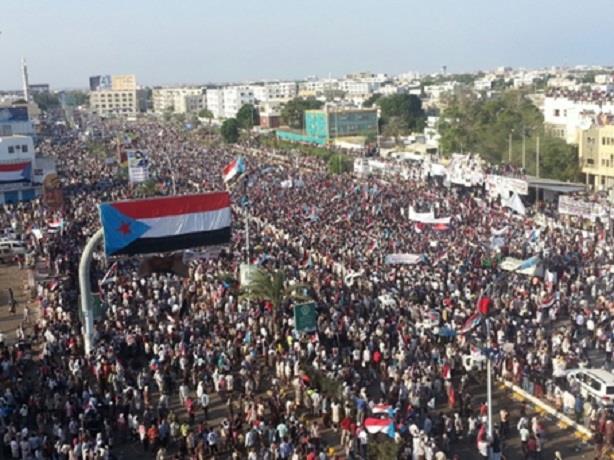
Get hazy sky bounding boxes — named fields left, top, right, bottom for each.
left=1, top=0, right=613, bottom=89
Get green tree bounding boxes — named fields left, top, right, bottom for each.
left=162, top=108, right=174, bottom=122
left=362, top=93, right=382, bottom=108
left=438, top=89, right=582, bottom=180
left=328, top=153, right=353, bottom=174
left=198, top=108, right=214, bottom=125
left=33, top=92, right=60, bottom=111
left=281, top=97, right=323, bottom=129
left=236, top=104, right=259, bottom=130
left=220, top=118, right=240, bottom=143
left=241, top=269, right=310, bottom=335
left=377, top=93, right=426, bottom=133
left=62, top=90, right=89, bottom=107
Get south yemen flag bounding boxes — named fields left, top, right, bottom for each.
left=99, top=192, right=231, bottom=256
left=0, top=161, right=31, bottom=182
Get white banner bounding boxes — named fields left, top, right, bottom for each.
left=485, top=175, right=528, bottom=196
left=558, top=196, right=607, bottom=221
left=408, top=207, right=451, bottom=225
left=408, top=207, right=435, bottom=222
left=127, top=150, right=149, bottom=184
left=385, top=253, right=423, bottom=265
left=447, top=154, right=485, bottom=187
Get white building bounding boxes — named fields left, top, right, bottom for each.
left=543, top=90, right=614, bottom=144
left=89, top=74, right=139, bottom=117
left=474, top=76, right=496, bottom=91
left=153, top=87, right=205, bottom=114
left=0, top=105, right=35, bottom=137
left=205, top=85, right=255, bottom=119
left=339, top=80, right=380, bottom=97
left=251, top=82, right=297, bottom=103
left=0, top=135, right=43, bottom=203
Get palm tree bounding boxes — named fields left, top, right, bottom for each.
left=240, top=268, right=311, bottom=336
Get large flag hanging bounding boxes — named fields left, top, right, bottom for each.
left=0, top=161, right=31, bottom=182
left=223, top=157, right=246, bottom=183
left=459, top=311, right=483, bottom=335
left=99, top=192, right=232, bottom=256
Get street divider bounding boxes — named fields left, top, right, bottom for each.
left=499, top=379, right=593, bottom=441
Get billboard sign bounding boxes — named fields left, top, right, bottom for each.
left=89, top=75, right=112, bottom=91
left=126, top=150, right=149, bottom=184
left=0, top=107, right=28, bottom=123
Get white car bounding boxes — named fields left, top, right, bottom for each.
left=567, top=369, right=614, bottom=406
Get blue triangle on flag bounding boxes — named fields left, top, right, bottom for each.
left=99, top=204, right=150, bottom=255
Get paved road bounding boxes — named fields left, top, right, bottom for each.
left=0, top=263, right=31, bottom=344
left=453, top=375, right=596, bottom=460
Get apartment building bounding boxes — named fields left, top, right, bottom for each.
left=153, top=87, right=205, bottom=114
left=543, top=90, right=614, bottom=144
left=579, top=117, right=614, bottom=190
left=205, top=86, right=255, bottom=119
left=89, top=74, right=139, bottom=117
left=251, top=82, right=297, bottom=102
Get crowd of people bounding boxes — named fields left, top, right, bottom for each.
left=0, top=115, right=613, bottom=460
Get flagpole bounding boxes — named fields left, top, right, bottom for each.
left=486, top=317, right=493, bottom=460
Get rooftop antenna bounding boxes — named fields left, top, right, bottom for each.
left=21, top=57, right=30, bottom=103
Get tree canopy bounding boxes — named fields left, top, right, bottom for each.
left=362, top=93, right=382, bottom=108
left=236, top=104, right=259, bottom=130
left=376, top=93, right=426, bottom=135
left=220, top=118, right=240, bottom=143
left=33, top=92, right=60, bottom=111
left=280, top=97, right=323, bottom=130
left=438, top=90, right=582, bottom=181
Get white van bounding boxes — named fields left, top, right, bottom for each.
left=0, top=240, right=26, bottom=263
left=567, top=369, right=614, bottom=406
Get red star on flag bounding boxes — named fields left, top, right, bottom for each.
left=118, top=222, right=131, bottom=235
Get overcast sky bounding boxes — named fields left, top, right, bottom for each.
left=1, top=0, right=613, bottom=90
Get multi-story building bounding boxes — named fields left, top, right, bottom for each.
left=0, top=134, right=56, bottom=204
left=251, top=82, right=298, bottom=103
left=543, top=90, right=614, bottom=144
left=579, top=117, right=614, bottom=190
left=204, top=86, right=255, bottom=119
left=152, top=87, right=205, bottom=114
left=0, top=105, right=35, bottom=137
left=276, top=108, right=378, bottom=145
left=223, top=86, right=254, bottom=118
left=89, top=74, right=139, bottom=117
left=297, top=79, right=340, bottom=97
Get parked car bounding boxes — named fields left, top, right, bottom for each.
left=567, top=369, right=614, bottom=406
left=0, top=240, right=26, bottom=263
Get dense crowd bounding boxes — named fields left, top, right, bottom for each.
left=0, top=116, right=613, bottom=460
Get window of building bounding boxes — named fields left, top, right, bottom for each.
left=8, top=146, right=14, bottom=154
left=554, top=109, right=560, bottom=117
left=22, top=145, right=28, bottom=153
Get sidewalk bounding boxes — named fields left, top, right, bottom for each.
left=0, top=264, right=32, bottom=344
